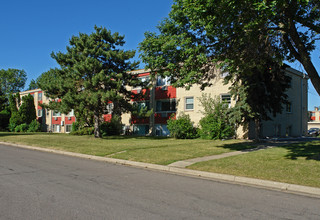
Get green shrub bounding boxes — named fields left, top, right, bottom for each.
left=70, top=127, right=94, bottom=136
left=100, top=115, right=122, bottom=136
left=71, top=121, right=80, bottom=132
left=167, top=113, right=198, bottom=139
left=27, top=119, right=41, bottom=132
left=15, top=123, right=28, bottom=132
left=199, top=114, right=234, bottom=139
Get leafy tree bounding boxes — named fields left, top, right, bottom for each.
left=139, top=0, right=309, bottom=139
left=38, top=26, right=140, bottom=138
left=141, top=0, right=319, bottom=93
left=0, top=69, right=27, bottom=95
left=27, top=79, right=38, bottom=90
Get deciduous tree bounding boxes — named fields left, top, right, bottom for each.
left=0, top=69, right=27, bottom=94
left=139, top=0, right=316, bottom=138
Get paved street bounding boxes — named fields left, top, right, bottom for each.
left=0, top=144, right=319, bottom=220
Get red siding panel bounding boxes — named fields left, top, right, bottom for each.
left=65, top=116, right=76, bottom=125
left=52, top=117, right=61, bottom=124
left=103, top=114, right=112, bottom=122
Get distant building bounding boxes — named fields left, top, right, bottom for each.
left=308, top=107, right=320, bottom=130
left=20, top=66, right=308, bottom=138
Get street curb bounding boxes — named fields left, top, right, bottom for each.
left=1, top=141, right=320, bottom=197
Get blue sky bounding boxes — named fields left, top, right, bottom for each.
left=0, top=0, right=319, bottom=110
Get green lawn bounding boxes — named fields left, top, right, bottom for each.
left=0, top=132, right=249, bottom=165
left=188, top=141, right=320, bottom=188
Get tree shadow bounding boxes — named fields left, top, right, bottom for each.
left=282, top=141, right=320, bottom=161
left=103, top=135, right=169, bottom=140
left=0, top=132, right=55, bottom=137
left=217, top=141, right=256, bottom=151
left=0, top=132, right=37, bottom=137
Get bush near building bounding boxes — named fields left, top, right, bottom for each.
left=167, top=113, right=199, bottom=139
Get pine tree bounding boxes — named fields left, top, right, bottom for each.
left=38, top=26, right=140, bottom=138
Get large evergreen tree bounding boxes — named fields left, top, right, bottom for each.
left=38, top=26, right=140, bottom=138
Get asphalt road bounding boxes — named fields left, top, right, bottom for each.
left=0, top=144, right=319, bottom=220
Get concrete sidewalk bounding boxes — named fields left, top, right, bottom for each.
left=168, top=145, right=273, bottom=168
left=1, top=141, right=320, bottom=198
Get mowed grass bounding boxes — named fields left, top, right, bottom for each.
left=0, top=132, right=249, bottom=165
left=188, top=141, right=320, bottom=188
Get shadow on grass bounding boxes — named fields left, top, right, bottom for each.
left=102, top=135, right=170, bottom=140
left=217, top=141, right=256, bottom=151
left=282, top=141, right=320, bottom=161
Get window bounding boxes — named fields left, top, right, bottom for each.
left=156, top=76, right=171, bottom=86
left=221, top=94, right=231, bottom=108
left=38, top=109, right=42, bottom=117
left=156, top=99, right=176, bottom=112
left=155, top=124, right=170, bottom=136
left=286, top=102, right=292, bottom=113
left=133, top=125, right=149, bottom=135
left=288, top=76, right=292, bottom=88
left=38, top=92, right=42, bottom=101
left=311, top=112, right=316, bottom=117
left=103, top=103, right=113, bottom=114
left=136, top=101, right=150, bottom=111
left=52, top=124, right=61, bottom=133
left=53, top=110, right=61, bottom=117
left=185, top=97, right=194, bottom=110
left=66, top=124, right=72, bottom=133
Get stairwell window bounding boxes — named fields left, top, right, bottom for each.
left=286, top=102, right=292, bottom=113
left=221, top=94, right=231, bottom=108
left=38, top=109, right=42, bottom=117
left=38, top=92, right=42, bottom=101
left=185, top=97, right=194, bottom=110
left=53, top=110, right=61, bottom=117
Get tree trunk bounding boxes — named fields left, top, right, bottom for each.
left=254, top=118, right=261, bottom=142
left=94, top=111, right=101, bottom=138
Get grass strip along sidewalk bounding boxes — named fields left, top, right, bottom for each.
left=1, top=132, right=320, bottom=188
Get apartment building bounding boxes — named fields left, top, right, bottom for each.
left=19, top=89, right=77, bottom=133
left=308, top=107, right=320, bottom=130
left=20, top=66, right=308, bottom=138
left=122, top=67, right=308, bottom=138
